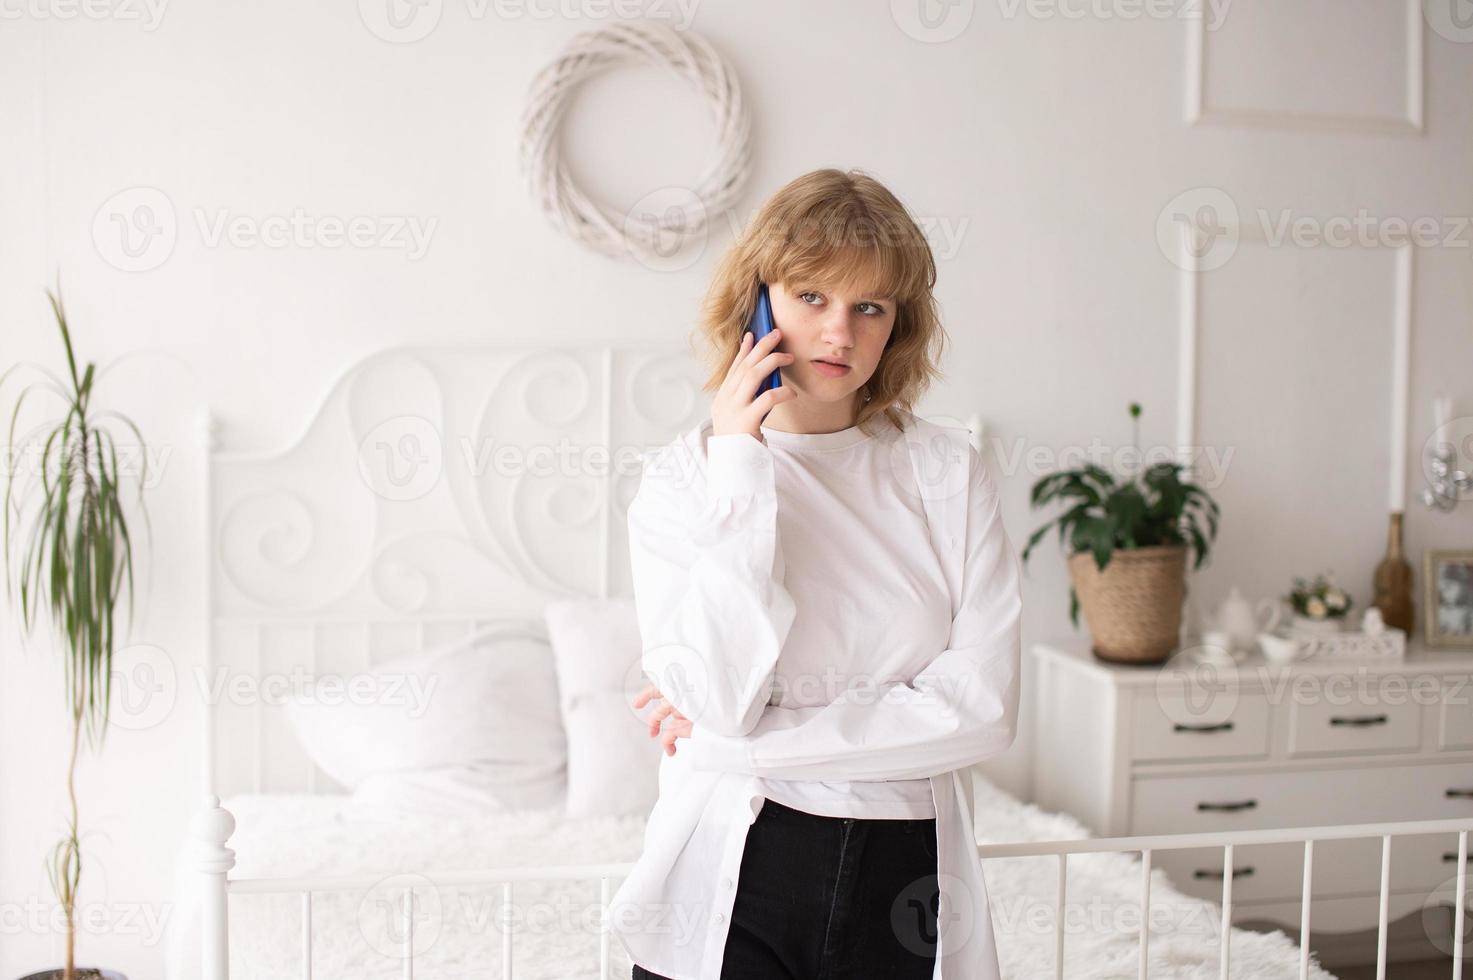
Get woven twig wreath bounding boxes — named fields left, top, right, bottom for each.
left=518, top=22, right=752, bottom=260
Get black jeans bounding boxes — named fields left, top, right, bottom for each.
left=632, top=798, right=940, bottom=980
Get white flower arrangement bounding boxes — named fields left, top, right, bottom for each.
left=1287, top=573, right=1353, bottom=621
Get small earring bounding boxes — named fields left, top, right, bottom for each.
left=862, top=386, right=873, bottom=402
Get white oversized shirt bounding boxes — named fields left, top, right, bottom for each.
left=609, top=408, right=1023, bottom=980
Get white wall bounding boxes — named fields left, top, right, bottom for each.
left=2, top=1, right=1471, bottom=976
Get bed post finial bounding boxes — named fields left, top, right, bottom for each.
left=193, top=793, right=236, bottom=980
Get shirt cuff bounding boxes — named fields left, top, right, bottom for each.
left=682, top=723, right=757, bottom=773
left=705, top=433, right=774, bottom=502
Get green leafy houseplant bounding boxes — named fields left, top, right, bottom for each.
left=2, top=284, right=151, bottom=980
left=1020, top=404, right=1221, bottom=661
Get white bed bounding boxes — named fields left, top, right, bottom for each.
left=167, top=778, right=1340, bottom=979
left=168, top=343, right=1466, bottom=980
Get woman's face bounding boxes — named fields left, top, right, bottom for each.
left=767, top=278, right=896, bottom=409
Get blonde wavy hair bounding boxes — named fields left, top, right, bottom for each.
left=693, top=168, right=946, bottom=434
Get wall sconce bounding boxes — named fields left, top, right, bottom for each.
left=1421, top=395, right=1471, bottom=511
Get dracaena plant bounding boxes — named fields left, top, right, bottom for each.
left=2, top=282, right=151, bottom=980
left=1019, top=403, right=1220, bottom=626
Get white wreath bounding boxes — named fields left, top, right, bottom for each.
left=518, top=22, right=753, bottom=261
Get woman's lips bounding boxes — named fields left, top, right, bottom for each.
left=811, top=360, right=851, bottom=378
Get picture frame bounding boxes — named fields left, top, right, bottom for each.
left=1422, top=548, right=1473, bottom=649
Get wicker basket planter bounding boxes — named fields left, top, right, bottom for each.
left=1067, top=544, right=1188, bottom=665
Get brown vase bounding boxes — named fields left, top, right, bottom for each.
left=1067, top=544, right=1188, bottom=665
left=1373, top=511, right=1414, bottom=633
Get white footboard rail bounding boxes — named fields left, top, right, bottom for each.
left=194, top=797, right=1471, bottom=980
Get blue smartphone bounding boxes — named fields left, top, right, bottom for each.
left=744, top=283, right=783, bottom=395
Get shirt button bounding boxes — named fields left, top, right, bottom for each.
left=714, top=912, right=726, bottom=924
left=721, top=877, right=733, bottom=889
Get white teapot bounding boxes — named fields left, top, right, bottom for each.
left=1214, top=586, right=1283, bottom=653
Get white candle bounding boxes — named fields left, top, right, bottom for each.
left=1388, top=281, right=1410, bottom=513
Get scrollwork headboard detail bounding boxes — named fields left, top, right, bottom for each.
left=201, top=341, right=704, bottom=797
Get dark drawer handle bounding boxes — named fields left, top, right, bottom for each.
left=1444, top=853, right=1469, bottom=862
left=1197, top=800, right=1258, bottom=812
left=1174, top=721, right=1234, bottom=733
left=1195, top=866, right=1255, bottom=880
left=1447, top=788, right=1473, bottom=800
left=1328, top=714, right=1389, bottom=727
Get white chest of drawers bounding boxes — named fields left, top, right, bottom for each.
left=1028, top=638, right=1473, bottom=959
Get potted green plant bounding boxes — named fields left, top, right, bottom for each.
left=1020, top=403, right=1220, bottom=664
left=3, top=283, right=150, bottom=980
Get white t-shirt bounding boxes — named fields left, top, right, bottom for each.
left=750, top=415, right=949, bottom=820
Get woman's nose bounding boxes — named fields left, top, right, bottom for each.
left=820, top=312, right=857, bottom=347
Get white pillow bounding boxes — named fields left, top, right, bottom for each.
left=543, top=597, right=663, bottom=818
left=347, top=761, right=567, bottom=821
left=285, top=622, right=567, bottom=810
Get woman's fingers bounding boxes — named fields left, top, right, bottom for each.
left=660, top=718, right=694, bottom=755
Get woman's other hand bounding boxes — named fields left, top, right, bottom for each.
left=633, top=683, right=694, bottom=756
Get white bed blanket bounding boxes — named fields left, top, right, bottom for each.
left=164, top=778, right=1336, bottom=979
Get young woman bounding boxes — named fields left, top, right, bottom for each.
left=609, top=168, right=1023, bottom=980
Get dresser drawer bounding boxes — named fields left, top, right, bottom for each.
left=1153, top=833, right=1458, bottom=906
left=1438, top=675, right=1473, bottom=750
left=1131, top=761, right=1473, bottom=836
left=1131, top=690, right=1270, bottom=763
left=1284, top=683, right=1421, bottom=758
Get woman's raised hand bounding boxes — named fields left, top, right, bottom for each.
left=710, top=328, right=797, bottom=442
left=632, top=683, right=694, bottom=756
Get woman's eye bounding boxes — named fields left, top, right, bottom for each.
left=858, top=302, right=886, bottom=315
left=798, top=291, right=822, bottom=305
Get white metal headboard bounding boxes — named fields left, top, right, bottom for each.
left=199, top=341, right=705, bottom=799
